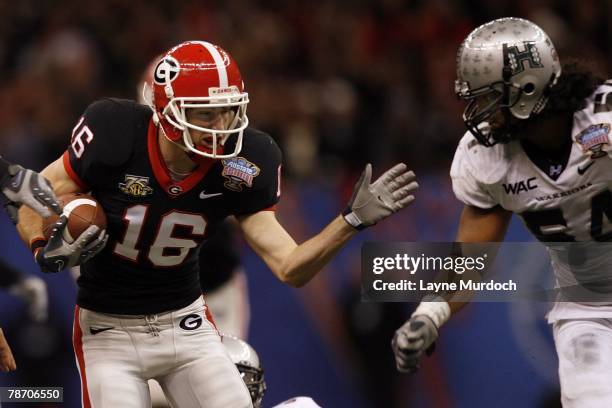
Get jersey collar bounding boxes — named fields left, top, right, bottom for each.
left=147, top=119, right=212, bottom=197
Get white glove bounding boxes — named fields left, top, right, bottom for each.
left=2, top=165, right=61, bottom=223
left=9, top=276, right=48, bottom=322
left=34, top=215, right=108, bottom=273
left=343, top=163, right=418, bottom=230
left=392, top=315, right=439, bottom=374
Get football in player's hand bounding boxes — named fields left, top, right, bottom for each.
left=43, top=193, right=107, bottom=243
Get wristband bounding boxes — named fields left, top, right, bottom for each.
left=342, top=208, right=366, bottom=230
left=411, top=295, right=450, bottom=329
left=30, top=237, right=47, bottom=254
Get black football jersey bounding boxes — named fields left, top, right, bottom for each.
left=64, top=98, right=281, bottom=314
left=198, top=221, right=241, bottom=293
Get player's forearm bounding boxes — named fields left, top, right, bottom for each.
left=279, top=215, right=358, bottom=287
left=16, top=205, right=44, bottom=248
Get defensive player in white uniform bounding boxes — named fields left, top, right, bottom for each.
left=392, top=17, right=612, bottom=407
left=222, top=335, right=321, bottom=408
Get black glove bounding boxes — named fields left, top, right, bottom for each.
left=343, top=163, right=418, bottom=230
left=34, top=215, right=107, bottom=273
left=391, top=315, right=438, bottom=374
left=1, top=165, right=60, bottom=223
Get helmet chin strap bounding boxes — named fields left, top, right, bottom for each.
left=157, top=121, right=191, bottom=153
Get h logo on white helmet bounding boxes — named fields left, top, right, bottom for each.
left=153, top=56, right=180, bottom=85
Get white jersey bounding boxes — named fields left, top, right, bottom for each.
left=271, top=396, right=322, bottom=408
left=451, top=81, right=612, bottom=321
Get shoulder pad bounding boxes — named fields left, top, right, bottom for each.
left=452, top=130, right=515, bottom=186
left=80, top=98, right=150, bottom=167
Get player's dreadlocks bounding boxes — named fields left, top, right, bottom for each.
left=544, top=59, right=604, bottom=115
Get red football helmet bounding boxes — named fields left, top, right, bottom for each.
left=151, top=41, right=249, bottom=159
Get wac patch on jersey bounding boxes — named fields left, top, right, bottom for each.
left=503, top=177, right=538, bottom=195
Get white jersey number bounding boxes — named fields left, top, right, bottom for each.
left=113, top=205, right=207, bottom=267
left=522, top=189, right=612, bottom=241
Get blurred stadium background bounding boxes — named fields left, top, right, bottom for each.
left=0, top=0, right=610, bottom=407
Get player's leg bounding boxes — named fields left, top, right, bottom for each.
left=73, top=307, right=151, bottom=408
left=204, top=269, right=250, bottom=338
left=158, top=297, right=252, bottom=408
left=159, top=353, right=252, bottom=408
left=553, top=318, right=612, bottom=407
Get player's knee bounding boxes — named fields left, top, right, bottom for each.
left=569, top=332, right=604, bottom=369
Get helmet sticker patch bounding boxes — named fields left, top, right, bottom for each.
left=221, top=157, right=260, bottom=191
left=153, top=56, right=180, bottom=85
left=209, top=85, right=240, bottom=97
left=506, top=42, right=544, bottom=75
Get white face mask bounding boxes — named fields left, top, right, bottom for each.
left=162, top=92, right=250, bottom=159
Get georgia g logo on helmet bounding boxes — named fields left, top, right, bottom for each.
left=153, top=56, right=180, bottom=85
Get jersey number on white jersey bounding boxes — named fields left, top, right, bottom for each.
left=522, top=189, right=612, bottom=241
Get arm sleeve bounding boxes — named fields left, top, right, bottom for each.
left=64, top=99, right=134, bottom=190
left=450, top=136, right=498, bottom=209
left=231, top=135, right=282, bottom=216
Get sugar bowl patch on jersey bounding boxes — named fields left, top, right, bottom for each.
left=221, top=157, right=261, bottom=192
left=575, top=123, right=611, bottom=159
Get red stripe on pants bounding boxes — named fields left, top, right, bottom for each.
left=72, top=307, right=92, bottom=408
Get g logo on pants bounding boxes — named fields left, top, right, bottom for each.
left=179, top=314, right=203, bottom=331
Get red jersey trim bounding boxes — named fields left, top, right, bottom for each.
left=62, top=151, right=89, bottom=191
left=147, top=120, right=213, bottom=198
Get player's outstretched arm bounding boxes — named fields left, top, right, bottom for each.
left=0, top=157, right=61, bottom=223
left=0, top=327, right=16, bottom=372
left=392, top=204, right=511, bottom=373
left=238, top=163, right=418, bottom=288
left=343, top=163, right=417, bottom=230
left=17, top=157, right=107, bottom=273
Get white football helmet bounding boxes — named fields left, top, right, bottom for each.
left=222, top=335, right=266, bottom=408
left=455, top=17, right=561, bottom=146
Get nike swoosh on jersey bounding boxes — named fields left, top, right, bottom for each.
left=577, top=161, right=595, bottom=175
left=199, top=191, right=223, bottom=199
left=89, top=327, right=114, bottom=335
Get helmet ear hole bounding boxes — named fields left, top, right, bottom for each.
left=523, top=82, right=536, bottom=95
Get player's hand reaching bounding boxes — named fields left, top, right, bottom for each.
left=392, top=315, right=439, bottom=374
left=9, top=276, right=49, bottom=323
left=34, top=215, right=108, bottom=273
left=0, top=328, right=16, bottom=372
left=343, top=163, right=418, bottom=230
left=1, top=165, right=61, bottom=223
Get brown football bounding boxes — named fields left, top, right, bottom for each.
left=43, top=193, right=107, bottom=242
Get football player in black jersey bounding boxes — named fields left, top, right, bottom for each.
left=139, top=60, right=251, bottom=339
left=17, top=40, right=418, bottom=408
